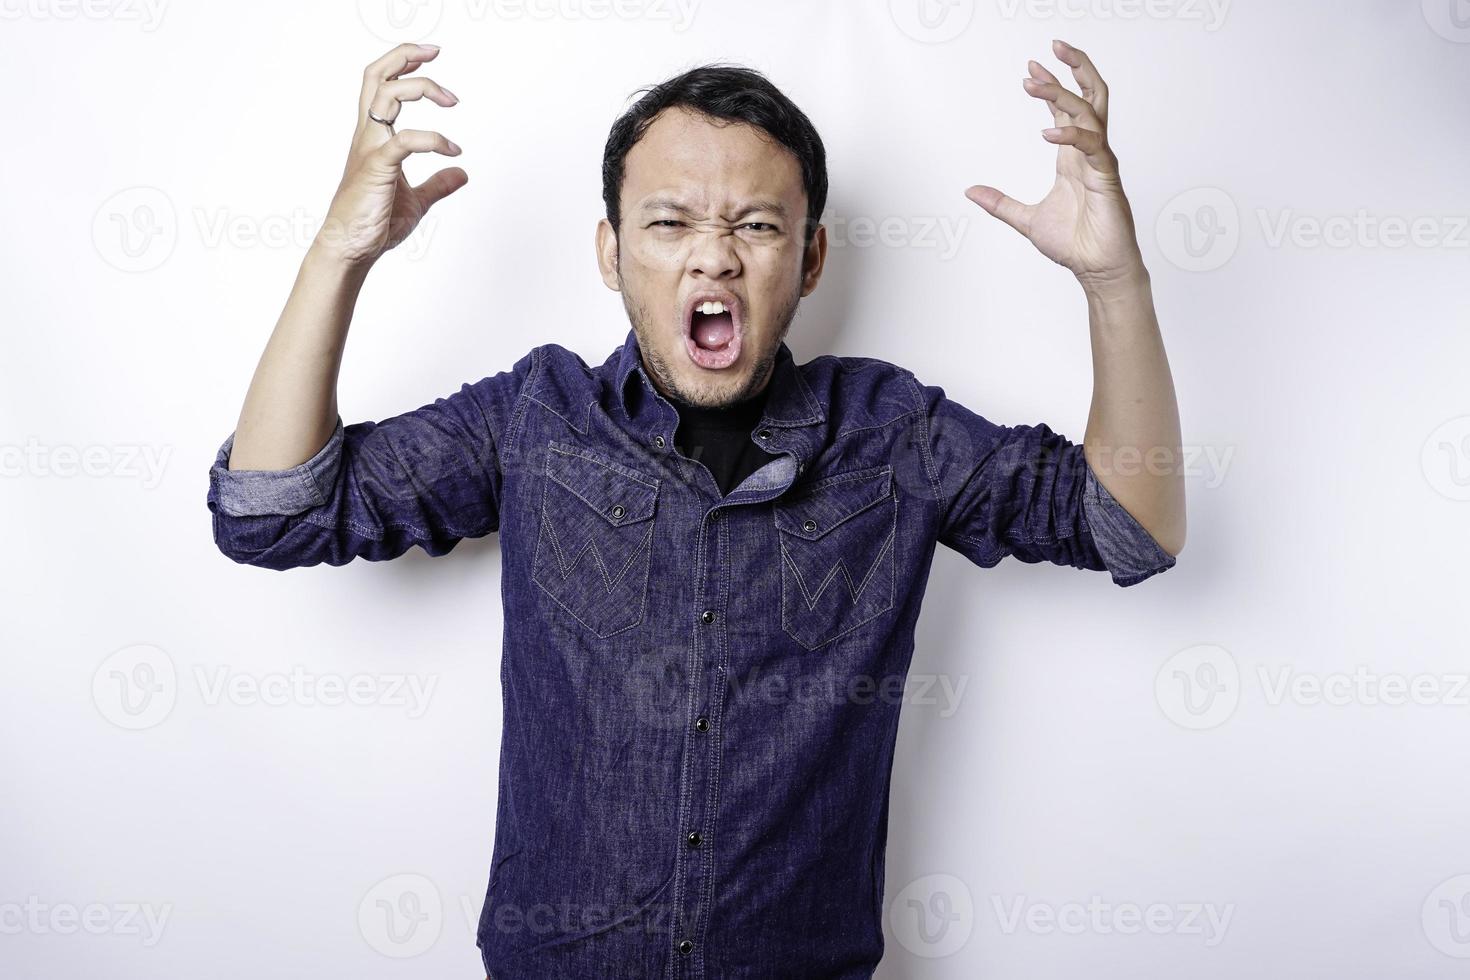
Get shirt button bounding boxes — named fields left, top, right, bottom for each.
left=687, top=831, right=703, bottom=848
left=802, top=518, right=817, bottom=533
left=611, top=504, right=625, bottom=520
left=695, top=716, right=710, bottom=732
left=677, top=939, right=694, bottom=955
left=654, top=434, right=666, bottom=449
left=756, top=429, right=771, bottom=441
left=700, top=609, right=715, bottom=625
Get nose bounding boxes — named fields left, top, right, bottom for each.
left=686, top=228, right=741, bottom=280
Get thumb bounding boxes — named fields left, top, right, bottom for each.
left=414, top=167, right=469, bottom=211
left=965, top=185, right=1031, bottom=238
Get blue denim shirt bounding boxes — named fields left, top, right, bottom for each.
left=207, top=327, right=1175, bottom=979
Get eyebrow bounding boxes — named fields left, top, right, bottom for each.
left=640, top=198, right=790, bottom=222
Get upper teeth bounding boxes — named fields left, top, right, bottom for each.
left=698, top=301, right=728, bottom=316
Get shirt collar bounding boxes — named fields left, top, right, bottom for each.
left=613, top=326, right=825, bottom=429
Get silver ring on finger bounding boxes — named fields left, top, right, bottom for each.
left=366, top=106, right=397, bottom=135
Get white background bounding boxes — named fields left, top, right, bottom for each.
left=3, top=1, right=1468, bottom=977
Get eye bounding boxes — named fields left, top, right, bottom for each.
left=649, top=219, right=684, bottom=228
left=740, top=222, right=778, bottom=233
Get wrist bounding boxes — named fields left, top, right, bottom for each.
left=304, top=238, right=374, bottom=287
left=1077, top=258, right=1151, bottom=304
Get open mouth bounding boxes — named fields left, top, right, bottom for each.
left=682, top=292, right=744, bottom=370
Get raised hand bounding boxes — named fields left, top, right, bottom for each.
left=965, top=39, right=1146, bottom=291
left=317, top=42, right=466, bottom=267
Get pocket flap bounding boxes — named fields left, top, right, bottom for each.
left=545, top=444, right=659, bottom=526
left=773, top=466, right=893, bottom=540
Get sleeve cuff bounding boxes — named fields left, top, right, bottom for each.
left=209, top=417, right=345, bottom=517
left=1081, top=462, right=1177, bottom=587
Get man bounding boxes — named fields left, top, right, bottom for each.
left=208, top=40, right=1183, bottom=979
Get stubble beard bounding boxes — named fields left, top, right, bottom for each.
left=617, top=267, right=802, bottom=410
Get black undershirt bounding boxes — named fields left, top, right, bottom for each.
left=666, top=386, right=773, bottom=496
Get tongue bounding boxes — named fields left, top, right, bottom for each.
left=692, top=312, right=735, bottom=350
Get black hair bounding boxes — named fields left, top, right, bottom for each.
left=601, top=64, right=828, bottom=244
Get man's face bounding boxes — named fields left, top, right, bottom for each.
left=597, top=107, right=827, bottom=409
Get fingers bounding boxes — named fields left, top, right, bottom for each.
left=1041, top=126, right=1117, bottom=174
left=1025, top=59, right=1066, bottom=125
left=368, top=76, right=459, bottom=124
left=1022, top=77, right=1102, bottom=132
left=413, top=166, right=470, bottom=210
left=1051, top=39, right=1109, bottom=125
left=359, top=43, right=441, bottom=114
left=1024, top=41, right=1116, bottom=174
left=964, top=185, right=1032, bottom=238
left=371, top=128, right=463, bottom=170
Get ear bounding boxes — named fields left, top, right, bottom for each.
left=595, top=218, right=621, bottom=291
left=799, top=223, right=827, bottom=297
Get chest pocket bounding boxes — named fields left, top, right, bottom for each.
left=773, top=465, right=897, bottom=650
left=532, top=442, right=660, bottom=638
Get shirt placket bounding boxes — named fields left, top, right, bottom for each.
left=669, top=459, right=809, bottom=978
left=668, top=496, right=727, bottom=978
left=637, top=379, right=809, bottom=979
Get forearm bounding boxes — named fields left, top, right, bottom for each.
left=227, top=245, right=369, bottom=471
left=1080, top=265, right=1186, bottom=556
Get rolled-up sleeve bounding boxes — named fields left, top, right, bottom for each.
left=206, top=347, right=537, bottom=571
left=920, top=379, right=1175, bottom=587
left=210, top=417, right=346, bottom=518
left=1080, top=461, right=1177, bottom=586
